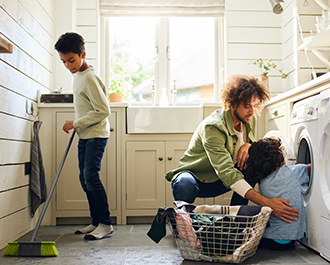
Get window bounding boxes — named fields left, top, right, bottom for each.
left=106, top=17, right=223, bottom=104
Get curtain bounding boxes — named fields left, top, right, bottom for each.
left=100, top=0, right=225, bottom=17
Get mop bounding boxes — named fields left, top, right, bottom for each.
left=4, top=131, right=76, bottom=257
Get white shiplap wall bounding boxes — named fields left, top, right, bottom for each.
left=225, top=0, right=325, bottom=96
left=0, top=0, right=53, bottom=250
left=53, top=0, right=99, bottom=92
left=225, top=0, right=283, bottom=97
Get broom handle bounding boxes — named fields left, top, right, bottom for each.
left=30, top=130, right=76, bottom=242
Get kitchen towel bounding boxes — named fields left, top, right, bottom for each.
left=30, top=121, right=47, bottom=217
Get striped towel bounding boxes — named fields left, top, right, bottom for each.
left=30, top=121, right=47, bottom=217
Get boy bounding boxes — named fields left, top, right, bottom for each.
left=55, top=32, right=113, bottom=240
left=246, top=138, right=311, bottom=250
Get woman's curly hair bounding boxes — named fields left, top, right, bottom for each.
left=246, top=138, right=284, bottom=183
left=220, top=74, right=270, bottom=115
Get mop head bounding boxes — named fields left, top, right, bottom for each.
left=3, top=241, right=58, bottom=257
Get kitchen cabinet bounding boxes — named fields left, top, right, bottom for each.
left=38, top=106, right=122, bottom=225
left=264, top=101, right=290, bottom=138
left=55, top=110, right=120, bottom=223
left=125, top=140, right=189, bottom=210
left=124, top=139, right=220, bottom=222
left=126, top=141, right=166, bottom=210
left=55, top=111, right=118, bottom=215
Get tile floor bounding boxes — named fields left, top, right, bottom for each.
left=0, top=224, right=329, bottom=265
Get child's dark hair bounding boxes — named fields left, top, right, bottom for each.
left=246, top=138, right=284, bottom=183
left=54, top=32, right=85, bottom=55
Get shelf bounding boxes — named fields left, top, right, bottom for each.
left=298, top=24, right=330, bottom=68
left=298, top=24, right=330, bottom=51
left=0, top=36, right=13, bottom=53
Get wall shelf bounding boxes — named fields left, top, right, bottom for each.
left=298, top=24, right=330, bottom=68
left=0, top=36, right=13, bottom=53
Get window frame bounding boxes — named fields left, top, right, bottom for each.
left=100, top=17, right=224, bottom=105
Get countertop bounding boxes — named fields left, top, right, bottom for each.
left=37, top=73, right=330, bottom=109
left=267, top=72, right=330, bottom=105
left=37, top=102, right=129, bottom=108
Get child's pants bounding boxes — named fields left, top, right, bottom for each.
left=78, top=137, right=112, bottom=226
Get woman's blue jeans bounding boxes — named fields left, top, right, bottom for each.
left=78, top=138, right=111, bottom=226
left=171, top=168, right=255, bottom=205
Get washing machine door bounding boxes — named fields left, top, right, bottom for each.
left=263, top=130, right=295, bottom=165
left=292, top=127, right=315, bottom=197
left=319, top=123, right=330, bottom=213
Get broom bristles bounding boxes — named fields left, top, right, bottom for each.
left=40, top=242, right=59, bottom=257
left=3, top=241, right=58, bottom=257
left=3, top=242, right=19, bottom=256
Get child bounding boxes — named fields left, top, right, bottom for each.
left=55, top=32, right=113, bottom=240
left=246, top=138, right=311, bottom=250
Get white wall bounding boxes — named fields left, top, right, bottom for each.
left=53, top=0, right=99, bottom=92
left=225, top=0, right=283, bottom=97
left=225, top=0, right=329, bottom=97
left=0, top=0, right=99, bottom=250
left=0, top=0, right=53, bottom=250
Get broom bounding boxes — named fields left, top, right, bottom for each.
left=4, top=131, right=76, bottom=257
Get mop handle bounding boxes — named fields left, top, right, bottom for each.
left=30, top=130, right=76, bottom=242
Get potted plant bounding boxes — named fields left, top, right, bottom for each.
left=108, top=79, right=129, bottom=102
left=249, top=58, right=292, bottom=87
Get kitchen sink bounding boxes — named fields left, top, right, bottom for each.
left=127, top=106, right=203, bottom=134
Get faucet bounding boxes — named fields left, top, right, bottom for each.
left=172, top=80, right=177, bottom=106
left=151, top=79, right=156, bottom=106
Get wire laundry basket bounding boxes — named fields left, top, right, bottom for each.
left=167, top=206, right=272, bottom=263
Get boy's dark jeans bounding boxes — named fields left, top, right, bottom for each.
left=78, top=137, right=112, bottom=226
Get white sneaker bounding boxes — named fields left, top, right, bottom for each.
left=84, top=224, right=114, bottom=240
left=75, top=224, right=97, bottom=234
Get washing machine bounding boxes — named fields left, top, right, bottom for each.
left=290, top=94, right=321, bottom=252
left=265, top=94, right=321, bottom=252
left=318, top=88, right=330, bottom=261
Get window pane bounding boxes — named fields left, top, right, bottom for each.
left=109, top=17, right=155, bottom=102
left=170, top=18, right=214, bottom=102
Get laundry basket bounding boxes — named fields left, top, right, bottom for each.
left=167, top=206, right=272, bottom=263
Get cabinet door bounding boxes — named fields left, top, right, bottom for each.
left=165, top=141, right=189, bottom=207
left=126, top=141, right=165, bottom=209
left=164, top=141, right=213, bottom=207
left=55, top=112, right=108, bottom=211
left=264, top=102, right=289, bottom=137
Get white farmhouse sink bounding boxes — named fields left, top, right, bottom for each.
left=127, top=106, right=203, bottom=134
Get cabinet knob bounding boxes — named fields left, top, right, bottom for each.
left=272, top=110, right=278, bottom=117
left=158, top=157, right=163, bottom=161
left=167, top=157, right=172, bottom=161
left=110, top=127, right=114, bottom=132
